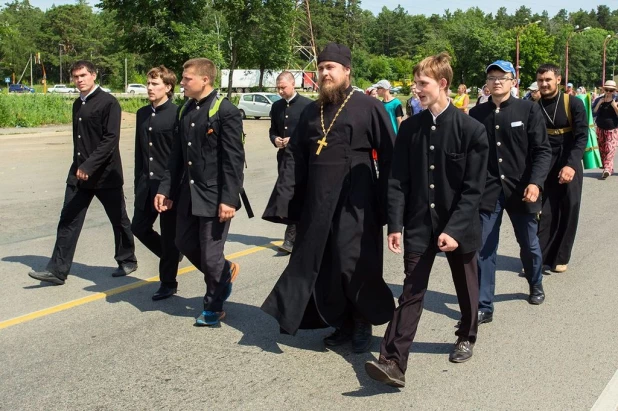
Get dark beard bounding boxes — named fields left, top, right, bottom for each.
left=318, top=81, right=348, bottom=105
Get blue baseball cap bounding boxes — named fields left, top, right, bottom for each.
left=486, top=60, right=516, bottom=77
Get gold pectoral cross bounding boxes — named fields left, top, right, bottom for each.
left=316, top=136, right=328, bottom=155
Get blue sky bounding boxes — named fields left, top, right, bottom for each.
left=25, top=0, right=613, bottom=17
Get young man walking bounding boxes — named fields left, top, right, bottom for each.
left=155, top=58, right=245, bottom=326
left=366, top=53, right=489, bottom=387
left=131, top=66, right=181, bottom=301
left=29, top=60, right=137, bottom=285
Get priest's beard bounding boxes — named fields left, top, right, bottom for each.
left=318, top=79, right=348, bottom=105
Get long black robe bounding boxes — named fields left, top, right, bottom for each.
left=537, top=93, right=587, bottom=267
left=261, top=87, right=396, bottom=335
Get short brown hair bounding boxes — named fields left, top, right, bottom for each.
left=70, top=60, right=96, bottom=75
left=183, top=58, right=217, bottom=85
left=413, top=52, right=453, bottom=90
left=147, top=65, right=177, bottom=98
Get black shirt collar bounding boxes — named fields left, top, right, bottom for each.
left=196, top=89, right=218, bottom=107
left=490, top=94, right=513, bottom=109
left=152, top=98, right=172, bottom=113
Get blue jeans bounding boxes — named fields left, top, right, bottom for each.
left=478, top=192, right=543, bottom=313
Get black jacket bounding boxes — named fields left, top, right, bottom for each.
left=469, top=96, right=551, bottom=213
left=134, top=99, right=178, bottom=210
left=67, top=87, right=123, bottom=189
left=388, top=104, right=489, bottom=254
left=158, top=90, right=245, bottom=218
left=269, top=93, right=312, bottom=169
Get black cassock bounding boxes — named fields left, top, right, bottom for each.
left=537, top=93, right=587, bottom=267
left=262, top=87, right=396, bottom=335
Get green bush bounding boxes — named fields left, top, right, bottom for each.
left=0, top=94, right=72, bottom=127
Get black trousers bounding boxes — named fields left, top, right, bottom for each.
left=47, top=184, right=136, bottom=279
left=538, top=162, right=583, bottom=267
left=175, top=182, right=231, bottom=312
left=131, top=198, right=180, bottom=287
left=379, top=248, right=479, bottom=373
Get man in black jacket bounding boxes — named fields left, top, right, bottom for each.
left=268, top=71, right=311, bottom=253
left=131, top=66, right=181, bottom=301
left=469, top=60, right=552, bottom=324
left=29, top=60, right=137, bottom=285
left=366, top=53, right=489, bottom=388
left=155, top=58, right=245, bottom=327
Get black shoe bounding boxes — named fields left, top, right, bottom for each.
left=478, top=310, right=493, bottom=324
left=111, top=263, right=138, bottom=277
left=365, top=358, right=405, bottom=388
left=449, top=337, right=474, bottom=363
left=28, top=270, right=65, bottom=285
left=152, top=284, right=177, bottom=301
left=352, top=318, right=373, bottom=353
left=279, top=240, right=293, bottom=254
left=529, top=283, right=545, bottom=305
left=178, top=254, right=184, bottom=263
left=324, top=328, right=352, bottom=347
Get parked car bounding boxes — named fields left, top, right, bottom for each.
left=9, top=84, right=35, bottom=93
left=126, top=84, right=147, bottom=94
left=100, top=86, right=111, bottom=93
left=49, top=84, right=76, bottom=93
left=389, top=86, right=401, bottom=94
left=237, top=92, right=281, bottom=119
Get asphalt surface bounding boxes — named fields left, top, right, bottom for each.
left=0, top=114, right=616, bottom=410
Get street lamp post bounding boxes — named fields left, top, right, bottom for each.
left=602, top=33, right=618, bottom=84
left=58, top=43, right=65, bottom=84
left=515, top=19, right=541, bottom=90
left=565, top=26, right=590, bottom=88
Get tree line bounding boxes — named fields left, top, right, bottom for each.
left=1, top=0, right=618, bottom=92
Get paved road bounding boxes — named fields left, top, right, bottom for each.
left=0, top=116, right=616, bottom=410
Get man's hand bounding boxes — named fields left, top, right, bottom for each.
left=219, top=203, right=236, bottom=222
left=274, top=137, right=285, bottom=149
left=523, top=184, right=540, bottom=203
left=387, top=232, right=402, bottom=254
left=76, top=168, right=89, bottom=181
left=282, top=137, right=290, bottom=148
left=437, top=233, right=458, bottom=252
left=558, top=166, right=575, bottom=184
left=154, top=194, right=173, bottom=212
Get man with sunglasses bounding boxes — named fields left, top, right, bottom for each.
left=469, top=60, right=552, bottom=324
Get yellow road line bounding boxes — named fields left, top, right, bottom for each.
left=0, top=241, right=282, bottom=331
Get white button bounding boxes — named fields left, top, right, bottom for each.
left=191, top=123, right=195, bottom=127
left=196, top=106, right=200, bottom=110
left=498, top=158, right=503, bottom=163
left=149, top=142, right=153, bottom=146
left=430, top=165, right=435, bottom=170
left=495, top=125, right=500, bottom=129
left=151, top=113, right=155, bottom=117
left=430, top=203, right=435, bottom=208
left=495, top=109, right=500, bottom=113
left=430, top=184, right=435, bottom=189
left=149, top=172, right=154, bottom=176
left=284, top=126, right=288, bottom=129
left=149, top=157, right=153, bottom=161
left=431, top=126, right=436, bottom=131
left=82, top=102, right=85, bottom=105
left=78, top=118, right=82, bottom=121
left=190, top=180, right=195, bottom=184
left=77, top=152, right=80, bottom=155
left=430, top=145, right=435, bottom=151
left=188, top=161, right=192, bottom=166
left=497, top=142, right=501, bottom=146
left=285, top=115, right=289, bottom=118
left=500, top=175, right=505, bottom=180
left=148, top=127, right=152, bottom=131
left=78, top=135, right=81, bottom=139
left=188, top=142, right=192, bottom=146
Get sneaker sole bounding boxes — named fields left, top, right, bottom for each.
left=28, top=272, right=65, bottom=285
left=364, top=362, right=405, bottom=388
left=195, top=311, right=226, bottom=326
left=230, top=262, right=240, bottom=283
left=449, top=354, right=473, bottom=363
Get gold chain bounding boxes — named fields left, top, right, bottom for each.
left=320, top=90, right=355, bottom=142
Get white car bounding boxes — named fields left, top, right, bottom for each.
left=49, top=84, right=76, bottom=93
left=237, top=92, right=282, bottom=119
left=126, top=84, right=147, bottom=94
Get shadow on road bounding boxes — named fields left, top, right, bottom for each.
left=227, top=233, right=281, bottom=248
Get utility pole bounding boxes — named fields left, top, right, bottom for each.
left=30, top=54, right=33, bottom=88
left=124, top=57, right=127, bottom=92
left=288, top=0, right=319, bottom=91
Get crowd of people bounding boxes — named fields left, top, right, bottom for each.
left=25, top=41, right=615, bottom=389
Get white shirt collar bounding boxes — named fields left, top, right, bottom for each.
left=80, top=85, right=99, bottom=102
left=286, top=92, right=298, bottom=103
left=431, top=100, right=450, bottom=124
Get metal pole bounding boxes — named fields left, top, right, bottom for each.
left=30, top=54, right=33, bottom=88
left=124, top=58, right=127, bottom=92
left=59, top=45, right=62, bottom=84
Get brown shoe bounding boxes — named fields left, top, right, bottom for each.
left=551, top=264, right=567, bottom=273
left=449, top=337, right=474, bottom=363
left=365, top=358, right=405, bottom=387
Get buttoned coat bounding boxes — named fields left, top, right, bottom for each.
left=388, top=104, right=489, bottom=254
left=269, top=94, right=312, bottom=168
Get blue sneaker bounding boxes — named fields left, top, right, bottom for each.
left=195, top=310, right=226, bottom=326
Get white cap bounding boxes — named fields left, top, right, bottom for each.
left=527, top=82, right=538, bottom=91
left=373, top=79, right=391, bottom=89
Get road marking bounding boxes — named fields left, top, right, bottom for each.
left=0, top=241, right=282, bottom=331
left=592, top=369, right=618, bottom=411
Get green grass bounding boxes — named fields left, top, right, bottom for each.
left=0, top=94, right=73, bottom=127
